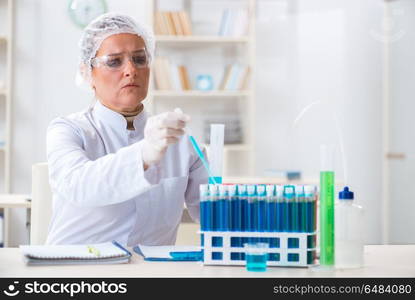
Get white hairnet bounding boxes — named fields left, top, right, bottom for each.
left=76, top=12, right=155, bottom=88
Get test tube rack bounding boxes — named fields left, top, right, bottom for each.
left=200, top=231, right=317, bottom=267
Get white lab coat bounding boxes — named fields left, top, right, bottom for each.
left=46, top=100, right=208, bottom=246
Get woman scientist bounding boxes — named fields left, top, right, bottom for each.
left=46, top=13, right=208, bottom=246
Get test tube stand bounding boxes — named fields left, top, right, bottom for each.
left=200, top=231, right=317, bottom=267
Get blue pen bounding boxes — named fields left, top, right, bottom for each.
left=112, top=240, right=132, bottom=257
left=169, top=251, right=203, bottom=261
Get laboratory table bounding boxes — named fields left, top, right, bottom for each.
left=0, top=245, right=414, bottom=277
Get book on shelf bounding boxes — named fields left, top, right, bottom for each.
left=238, top=66, right=251, bottom=90
left=219, top=64, right=250, bottom=91
left=171, top=12, right=184, bottom=35
left=153, top=57, right=191, bottom=91
left=219, top=64, right=232, bottom=90
left=178, top=11, right=192, bottom=36
left=153, top=57, right=168, bottom=90
left=178, top=66, right=191, bottom=90
left=218, top=8, right=249, bottom=37
left=164, top=12, right=177, bottom=35
left=154, top=11, right=192, bottom=36
left=154, top=11, right=169, bottom=35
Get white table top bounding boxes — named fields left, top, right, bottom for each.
left=0, top=245, right=414, bottom=277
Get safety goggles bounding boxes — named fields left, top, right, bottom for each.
left=91, top=48, right=149, bottom=71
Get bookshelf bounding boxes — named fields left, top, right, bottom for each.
left=147, top=0, right=256, bottom=177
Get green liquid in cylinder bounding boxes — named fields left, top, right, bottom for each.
left=320, top=171, right=335, bottom=266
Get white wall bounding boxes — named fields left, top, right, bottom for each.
left=388, top=0, right=415, bottom=243
left=255, top=0, right=383, bottom=244
left=8, top=0, right=385, bottom=245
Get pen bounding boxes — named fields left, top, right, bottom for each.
left=169, top=251, right=203, bottom=261
left=174, top=107, right=217, bottom=185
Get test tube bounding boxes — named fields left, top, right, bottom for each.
left=283, top=185, right=295, bottom=232
left=265, top=185, right=276, bottom=232
left=199, top=184, right=209, bottom=249
left=238, top=184, right=248, bottom=232
left=275, top=185, right=284, bottom=232
left=305, top=185, right=317, bottom=251
left=294, top=185, right=304, bottom=233
left=238, top=184, right=248, bottom=245
left=199, top=184, right=210, bottom=231
left=218, top=184, right=230, bottom=231
left=257, top=185, right=266, bottom=232
left=209, top=184, right=219, bottom=231
left=247, top=185, right=257, bottom=232
left=320, top=144, right=335, bottom=266
left=304, top=185, right=314, bottom=233
left=209, top=124, right=224, bottom=184
left=229, top=184, right=242, bottom=259
left=228, top=184, right=242, bottom=231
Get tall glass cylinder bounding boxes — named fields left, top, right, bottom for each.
left=319, top=144, right=335, bottom=266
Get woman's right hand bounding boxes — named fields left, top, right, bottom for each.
left=141, top=110, right=190, bottom=169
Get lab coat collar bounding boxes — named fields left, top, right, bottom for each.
left=93, top=100, right=148, bottom=132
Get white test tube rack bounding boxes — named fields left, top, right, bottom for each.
left=199, top=231, right=317, bottom=267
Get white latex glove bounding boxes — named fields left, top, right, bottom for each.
left=141, top=109, right=190, bottom=169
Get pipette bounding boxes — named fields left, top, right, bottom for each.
left=174, top=108, right=217, bottom=184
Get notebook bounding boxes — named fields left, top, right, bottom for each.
left=134, top=244, right=202, bottom=261
left=20, top=240, right=132, bottom=265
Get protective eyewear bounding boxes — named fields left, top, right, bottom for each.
left=91, top=49, right=149, bottom=71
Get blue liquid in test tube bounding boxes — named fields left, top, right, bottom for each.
left=295, top=185, right=307, bottom=232
left=209, top=184, right=221, bottom=257
left=305, top=185, right=316, bottom=233
left=283, top=185, right=295, bottom=232
left=209, top=184, right=219, bottom=232
left=199, top=184, right=209, bottom=232
left=247, top=185, right=257, bottom=232
left=229, top=184, right=241, bottom=259
left=229, top=184, right=241, bottom=233
left=275, top=185, right=284, bottom=232
left=238, top=184, right=248, bottom=233
left=303, top=185, right=313, bottom=233
left=218, top=184, right=229, bottom=231
left=257, top=185, right=267, bottom=232
left=199, top=184, right=209, bottom=250
left=266, top=185, right=276, bottom=232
